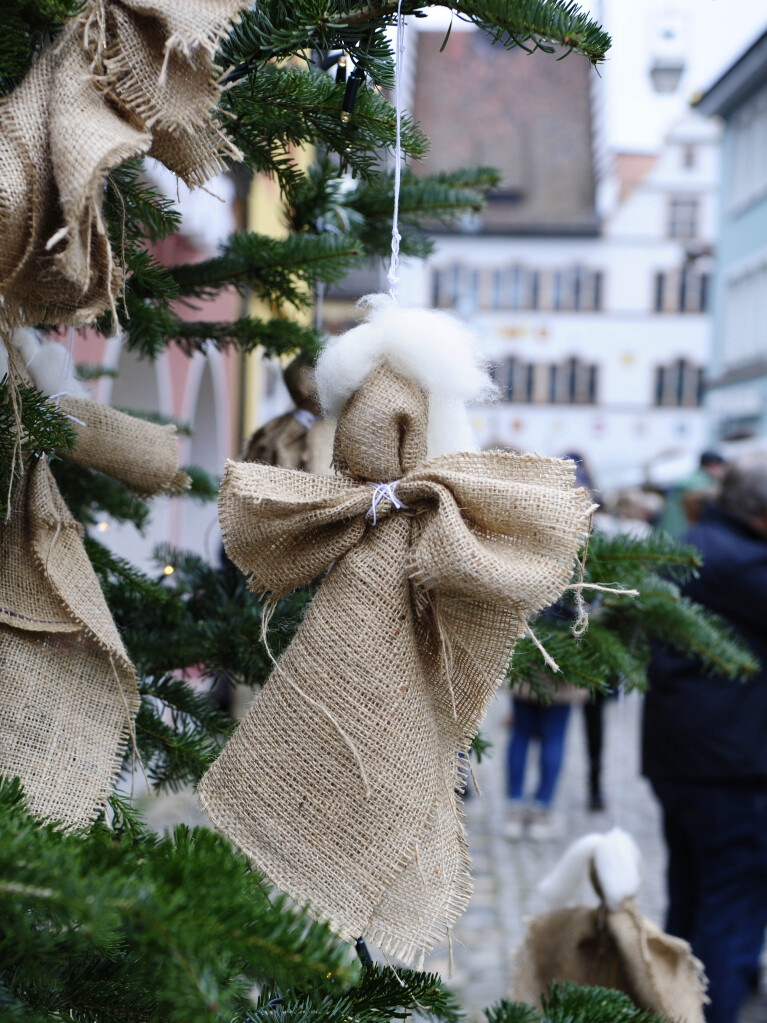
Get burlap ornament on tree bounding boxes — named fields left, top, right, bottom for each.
left=512, top=830, right=708, bottom=1023
left=0, top=0, right=248, bottom=327
left=0, top=393, right=188, bottom=829
left=199, top=303, right=593, bottom=962
left=243, top=356, right=335, bottom=475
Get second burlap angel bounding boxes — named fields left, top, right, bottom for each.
left=513, top=829, right=708, bottom=1023
left=0, top=331, right=188, bottom=829
left=199, top=298, right=593, bottom=963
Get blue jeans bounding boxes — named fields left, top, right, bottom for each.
left=651, top=778, right=767, bottom=1023
left=506, top=698, right=571, bottom=806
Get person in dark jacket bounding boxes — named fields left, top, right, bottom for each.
left=643, top=452, right=767, bottom=1023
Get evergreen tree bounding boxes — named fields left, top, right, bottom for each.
left=0, top=2, right=752, bottom=1021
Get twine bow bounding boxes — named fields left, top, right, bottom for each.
left=366, top=480, right=408, bottom=526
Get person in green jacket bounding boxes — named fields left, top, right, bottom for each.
left=657, top=450, right=726, bottom=538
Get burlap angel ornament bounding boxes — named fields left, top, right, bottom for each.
left=0, top=332, right=188, bottom=828
left=512, top=828, right=708, bottom=1023
left=199, top=298, right=593, bottom=962
left=242, top=355, right=335, bottom=475
left=0, top=0, right=248, bottom=327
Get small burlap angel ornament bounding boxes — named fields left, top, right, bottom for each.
left=199, top=298, right=593, bottom=963
left=512, top=828, right=708, bottom=1023
left=0, top=331, right=188, bottom=828
left=242, top=355, right=335, bottom=476
left=0, top=0, right=248, bottom=327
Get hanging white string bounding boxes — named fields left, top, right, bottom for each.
left=386, top=0, right=406, bottom=300
left=614, top=681, right=626, bottom=828
left=55, top=327, right=77, bottom=411
left=366, top=481, right=408, bottom=526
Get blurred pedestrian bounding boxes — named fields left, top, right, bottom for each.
left=643, top=452, right=767, bottom=1023
left=656, top=449, right=726, bottom=538
left=505, top=683, right=585, bottom=840
left=583, top=687, right=610, bottom=812
left=506, top=604, right=586, bottom=841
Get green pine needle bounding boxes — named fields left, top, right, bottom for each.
left=0, top=377, right=77, bottom=519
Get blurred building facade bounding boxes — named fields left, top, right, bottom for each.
left=696, top=28, right=767, bottom=445
left=395, top=29, right=719, bottom=491
left=72, top=166, right=243, bottom=572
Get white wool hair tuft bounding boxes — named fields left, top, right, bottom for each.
left=593, top=827, right=642, bottom=911
left=537, top=827, right=642, bottom=912
left=8, top=328, right=89, bottom=400
left=315, top=295, right=497, bottom=458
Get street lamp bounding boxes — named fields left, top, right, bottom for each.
left=649, top=57, right=685, bottom=94
left=648, top=9, right=687, bottom=94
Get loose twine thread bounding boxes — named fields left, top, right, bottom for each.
left=525, top=504, right=639, bottom=673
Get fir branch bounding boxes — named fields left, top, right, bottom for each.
left=485, top=1002, right=539, bottom=1023
left=486, top=983, right=671, bottom=1023
left=470, top=730, right=492, bottom=763
left=145, top=314, right=322, bottom=360
left=182, top=465, right=219, bottom=502
left=585, top=529, right=702, bottom=586
left=0, top=779, right=355, bottom=1023
left=252, top=964, right=462, bottom=1023
left=136, top=675, right=233, bottom=790
left=224, top=0, right=610, bottom=90
left=105, top=159, right=182, bottom=247
left=51, top=460, right=151, bottom=531
left=635, top=586, right=759, bottom=681
left=0, top=378, right=77, bottom=519
left=287, top=161, right=500, bottom=261
left=0, top=0, right=83, bottom=95
left=539, top=981, right=670, bottom=1022
left=227, top=67, right=428, bottom=193
left=165, top=232, right=361, bottom=307
left=74, top=363, right=119, bottom=381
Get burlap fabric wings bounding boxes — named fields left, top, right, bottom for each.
left=0, top=397, right=188, bottom=829
left=0, top=0, right=248, bottom=327
left=199, top=362, right=592, bottom=962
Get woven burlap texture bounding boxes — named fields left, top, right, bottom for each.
left=0, top=397, right=188, bottom=829
left=512, top=901, right=707, bottom=1023
left=198, top=363, right=592, bottom=963
left=0, top=0, right=248, bottom=327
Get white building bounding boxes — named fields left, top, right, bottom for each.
left=397, top=29, right=721, bottom=492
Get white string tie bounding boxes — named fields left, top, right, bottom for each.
left=387, top=0, right=405, bottom=300
left=293, top=408, right=318, bottom=430
left=366, top=480, right=408, bottom=526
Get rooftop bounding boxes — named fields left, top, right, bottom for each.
left=410, top=29, right=598, bottom=235
left=695, top=26, right=767, bottom=117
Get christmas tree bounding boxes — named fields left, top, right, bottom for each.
left=0, top=2, right=756, bottom=1020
